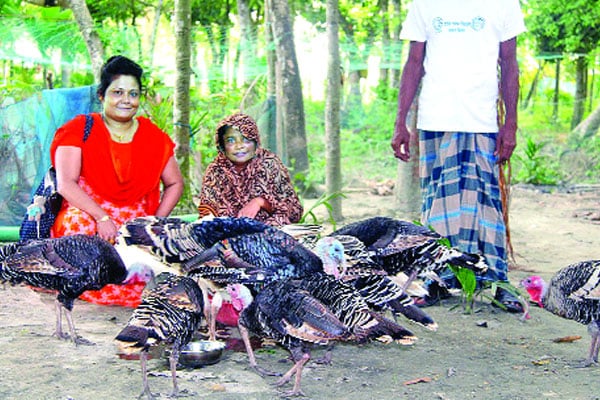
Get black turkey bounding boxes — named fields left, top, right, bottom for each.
left=183, top=228, right=339, bottom=340
left=521, top=260, right=600, bottom=367
left=119, top=216, right=278, bottom=340
left=330, top=216, right=489, bottom=289
left=232, top=273, right=416, bottom=396
left=119, top=215, right=272, bottom=264
left=0, top=234, right=127, bottom=345
left=115, top=272, right=205, bottom=399
left=182, top=227, right=328, bottom=282
left=313, top=236, right=438, bottom=331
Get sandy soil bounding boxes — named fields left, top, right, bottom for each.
left=1, top=184, right=600, bottom=400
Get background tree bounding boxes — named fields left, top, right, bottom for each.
left=337, top=1, right=378, bottom=127
left=173, top=0, right=193, bottom=211
left=191, top=0, right=233, bottom=93
left=66, top=0, right=104, bottom=80
left=527, top=0, right=600, bottom=128
left=266, top=0, right=309, bottom=189
left=325, top=0, right=342, bottom=220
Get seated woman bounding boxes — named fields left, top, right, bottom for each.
left=50, top=55, right=184, bottom=307
left=198, top=113, right=302, bottom=226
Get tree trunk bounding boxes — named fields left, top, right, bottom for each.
left=148, top=0, right=164, bottom=70
left=326, top=0, right=343, bottom=221
left=571, top=55, right=588, bottom=129
left=237, top=0, right=257, bottom=87
left=572, top=103, right=600, bottom=139
left=390, top=0, right=402, bottom=88
left=173, top=0, right=193, bottom=211
left=523, top=61, right=543, bottom=110
left=552, top=59, right=560, bottom=122
left=338, top=12, right=372, bottom=125
left=267, top=0, right=309, bottom=187
left=203, top=23, right=229, bottom=93
left=67, top=0, right=104, bottom=82
left=263, top=0, right=278, bottom=153
left=394, top=99, right=421, bottom=219
left=378, top=0, right=390, bottom=88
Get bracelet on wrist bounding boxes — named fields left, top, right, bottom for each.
left=97, top=215, right=111, bottom=223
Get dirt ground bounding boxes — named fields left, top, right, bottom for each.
left=1, top=184, right=600, bottom=400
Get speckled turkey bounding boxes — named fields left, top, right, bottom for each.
left=182, top=228, right=330, bottom=285
left=182, top=228, right=342, bottom=340
left=521, top=260, right=600, bottom=367
left=115, top=272, right=205, bottom=398
left=233, top=273, right=416, bottom=396
left=0, top=234, right=127, bottom=345
left=330, top=216, right=489, bottom=288
left=119, top=216, right=272, bottom=265
left=313, top=236, right=438, bottom=331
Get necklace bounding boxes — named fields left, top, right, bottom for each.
left=102, top=113, right=138, bottom=142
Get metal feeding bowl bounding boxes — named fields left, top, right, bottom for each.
left=165, top=340, right=226, bottom=368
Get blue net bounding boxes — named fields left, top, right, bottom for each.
left=0, top=86, right=101, bottom=226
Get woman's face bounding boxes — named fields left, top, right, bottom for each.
left=100, top=75, right=140, bottom=122
left=222, top=127, right=257, bottom=166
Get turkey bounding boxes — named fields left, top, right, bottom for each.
left=330, top=216, right=490, bottom=289
left=0, top=234, right=127, bottom=345
left=520, top=260, right=600, bottom=367
left=115, top=272, right=205, bottom=399
left=118, top=216, right=278, bottom=340
left=313, top=236, right=438, bottom=331
left=119, top=215, right=273, bottom=264
left=182, top=227, right=329, bottom=282
left=182, top=228, right=338, bottom=340
left=231, top=273, right=416, bottom=396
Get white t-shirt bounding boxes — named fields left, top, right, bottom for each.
left=400, top=0, right=526, bottom=132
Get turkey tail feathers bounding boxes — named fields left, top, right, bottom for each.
left=366, top=311, right=418, bottom=345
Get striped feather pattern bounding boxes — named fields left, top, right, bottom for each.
left=115, top=272, right=204, bottom=353
left=331, top=216, right=488, bottom=277
left=119, top=216, right=272, bottom=264
left=0, top=235, right=127, bottom=311
left=543, top=260, right=600, bottom=325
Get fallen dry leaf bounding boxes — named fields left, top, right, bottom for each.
left=552, top=335, right=582, bottom=343
left=403, top=377, right=432, bottom=386
left=532, top=359, right=551, bottom=366
left=207, top=383, right=226, bottom=392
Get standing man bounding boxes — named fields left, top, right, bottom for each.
left=392, top=0, right=526, bottom=311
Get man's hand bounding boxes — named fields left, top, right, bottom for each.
left=391, top=120, right=412, bottom=162
left=495, top=123, right=517, bottom=164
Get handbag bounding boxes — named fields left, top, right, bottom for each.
left=19, top=114, right=94, bottom=240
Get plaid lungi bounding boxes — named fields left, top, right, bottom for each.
left=419, top=131, right=507, bottom=282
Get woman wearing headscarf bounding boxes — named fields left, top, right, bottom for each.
left=197, top=113, right=302, bottom=226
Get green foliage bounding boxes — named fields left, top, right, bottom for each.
left=526, top=0, right=600, bottom=55
left=512, top=137, right=562, bottom=185
left=300, top=191, right=346, bottom=229
left=304, top=96, right=398, bottom=188
left=87, top=0, right=149, bottom=25
left=447, top=265, right=477, bottom=313
left=485, top=280, right=528, bottom=315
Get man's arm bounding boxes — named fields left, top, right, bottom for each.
left=392, top=41, right=425, bottom=162
left=497, top=37, right=520, bottom=163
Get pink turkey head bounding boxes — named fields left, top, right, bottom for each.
left=227, top=283, right=253, bottom=311
left=520, top=275, right=545, bottom=307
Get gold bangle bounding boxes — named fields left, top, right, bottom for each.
left=97, top=215, right=111, bottom=223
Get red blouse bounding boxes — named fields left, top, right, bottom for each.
left=50, top=113, right=175, bottom=214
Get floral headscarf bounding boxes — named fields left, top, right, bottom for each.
left=198, top=113, right=303, bottom=226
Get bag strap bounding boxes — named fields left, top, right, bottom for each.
left=83, top=114, right=94, bottom=141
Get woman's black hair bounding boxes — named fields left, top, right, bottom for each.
left=96, top=55, right=143, bottom=98
left=216, top=125, right=230, bottom=151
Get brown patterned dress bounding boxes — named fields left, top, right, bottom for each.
left=197, top=113, right=303, bottom=226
